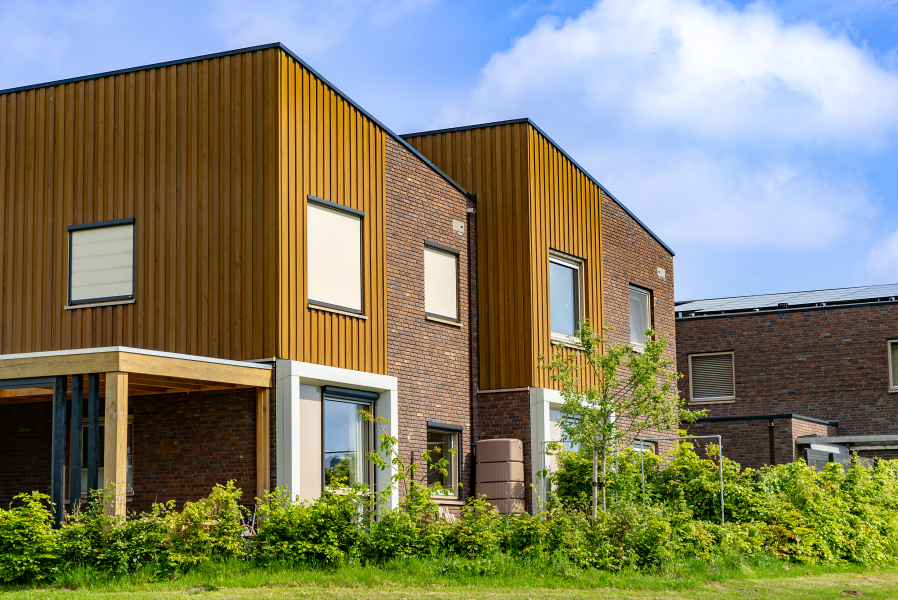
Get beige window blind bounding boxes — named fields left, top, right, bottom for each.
left=70, top=223, right=134, bottom=303
left=689, top=353, right=735, bottom=401
left=424, top=246, right=458, bottom=320
left=890, top=341, right=898, bottom=390
left=307, top=201, right=363, bottom=313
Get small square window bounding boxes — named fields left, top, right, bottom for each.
left=68, top=219, right=135, bottom=305
left=426, top=428, right=458, bottom=498
left=424, top=243, right=460, bottom=321
left=689, top=352, right=736, bottom=402
left=307, top=197, right=364, bottom=314
left=550, top=253, right=583, bottom=340
left=629, top=285, right=651, bottom=349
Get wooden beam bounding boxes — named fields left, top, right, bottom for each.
left=0, top=352, right=120, bottom=380
left=119, top=352, right=271, bottom=387
left=86, top=374, right=100, bottom=498
left=50, top=375, right=67, bottom=528
left=0, top=395, right=52, bottom=406
left=69, top=375, right=83, bottom=511
left=0, top=387, right=53, bottom=397
left=256, top=387, right=270, bottom=500
left=104, top=372, right=128, bottom=516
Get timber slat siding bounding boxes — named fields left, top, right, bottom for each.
left=276, top=54, right=387, bottom=373
left=406, top=122, right=604, bottom=390
left=0, top=48, right=281, bottom=360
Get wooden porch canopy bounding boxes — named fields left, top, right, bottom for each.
left=0, top=347, right=272, bottom=525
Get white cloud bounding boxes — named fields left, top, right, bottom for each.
left=213, top=0, right=435, bottom=57
left=437, top=0, right=898, bottom=256
left=866, top=228, right=898, bottom=280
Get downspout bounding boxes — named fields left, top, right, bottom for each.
left=467, top=196, right=477, bottom=500
left=768, top=419, right=776, bottom=466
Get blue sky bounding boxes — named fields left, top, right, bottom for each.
left=2, top=0, right=897, bottom=301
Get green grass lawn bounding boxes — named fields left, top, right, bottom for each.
left=3, top=557, right=897, bottom=600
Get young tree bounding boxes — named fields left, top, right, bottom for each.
left=540, top=319, right=702, bottom=518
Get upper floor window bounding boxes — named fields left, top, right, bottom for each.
left=629, top=285, right=651, bottom=350
left=307, top=196, right=364, bottom=314
left=549, top=252, right=582, bottom=340
left=889, top=340, right=898, bottom=392
left=424, top=242, right=460, bottom=322
left=688, top=352, right=736, bottom=403
left=68, top=219, right=135, bottom=305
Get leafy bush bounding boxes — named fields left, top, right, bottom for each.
left=0, top=492, right=58, bottom=583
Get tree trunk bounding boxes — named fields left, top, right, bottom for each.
left=591, top=443, right=598, bottom=521
left=601, top=447, right=607, bottom=512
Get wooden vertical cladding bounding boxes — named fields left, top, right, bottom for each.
left=405, top=122, right=603, bottom=390
left=276, top=53, right=387, bottom=374
left=0, top=48, right=281, bottom=360
left=0, top=46, right=387, bottom=373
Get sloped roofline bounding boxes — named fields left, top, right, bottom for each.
left=0, top=42, right=475, bottom=202
left=402, top=118, right=674, bottom=256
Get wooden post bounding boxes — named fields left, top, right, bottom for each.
left=86, top=373, right=100, bottom=496
left=69, top=375, right=83, bottom=511
left=50, top=375, right=67, bottom=528
left=256, top=387, right=270, bottom=500
left=104, top=372, right=128, bottom=516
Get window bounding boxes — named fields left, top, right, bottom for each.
left=424, top=242, right=459, bottom=321
left=689, top=352, right=736, bottom=402
left=889, top=341, right=898, bottom=391
left=426, top=424, right=460, bottom=498
left=549, top=252, right=582, bottom=339
left=79, top=418, right=133, bottom=494
left=633, top=440, right=656, bottom=453
left=68, top=219, right=135, bottom=305
left=629, top=286, right=651, bottom=350
left=307, top=196, right=364, bottom=314
left=322, top=388, right=376, bottom=488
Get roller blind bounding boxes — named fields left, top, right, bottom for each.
left=690, top=354, right=735, bottom=400
left=891, top=342, right=898, bottom=389
left=424, top=247, right=458, bottom=320
left=70, top=223, right=134, bottom=303
left=307, top=202, right=362, bottom=312
left=629, top=286, right=650, bottom=347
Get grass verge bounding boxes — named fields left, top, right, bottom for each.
left=2, top=555, right=897, bottom=599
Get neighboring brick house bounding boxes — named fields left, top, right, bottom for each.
left=676, top=284, right=898, bottom=469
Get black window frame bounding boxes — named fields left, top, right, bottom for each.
left=423, top=241, right=461, bottom=323
left=306, top=195, right=366, bottom=315
left=67, top=218, right=136, bottom=306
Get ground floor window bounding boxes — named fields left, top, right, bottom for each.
left=80, top=417, right=133, bottom=494
left=323, top=397, right=372, bottom=488
left=426, top=424, right=460, bottom=498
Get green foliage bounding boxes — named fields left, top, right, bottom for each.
left=0, top=492, right=58, bottom=583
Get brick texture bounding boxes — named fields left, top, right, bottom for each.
left=677, top=305, right=898, bottom=436
left=473, top=389, right=532, bottom=511
left=385, top=137, right=473, bottom=505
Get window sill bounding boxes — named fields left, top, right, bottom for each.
left=425, top=314, right=461, bottom=327
left=689, top=399, right=736, bottom=405
left=308, top=303, right=368, bottom=320
left=433, top=497, right=463, bottom=505
left=66, top=298, right=135, bottom=310
left=890, top=388, right=898, bottom=394
left=551, top=335, right=581, bottom=350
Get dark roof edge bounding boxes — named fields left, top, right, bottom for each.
left=0, top=42, right=475, bottom=203
left=402, top=118, right=674, bottom=256
left=687, top=413, right=839, bottom=426
left=675, top=283, right=898, bottom=307
left=676, top=299, right=898, bottom=321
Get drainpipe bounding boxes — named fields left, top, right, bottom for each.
left=768, top=419, right=776, bottom=466
left=467, top=198, right=477, bottom=500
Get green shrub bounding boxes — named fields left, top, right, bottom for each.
left=0, top=492, right=58, bottom=583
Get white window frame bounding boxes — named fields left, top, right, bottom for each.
left=425, top=425, right=460, bottom=500
left=68, top=218, right=136, bottom=306
left=889, top=340, right=898, bottom=392
left=306, top=195, right=365, bottom=316
left=424, top=241, right=460, bottom=323
left=688, top=351, right=736, bottom=404
left=549, top=250, right=584, bottom=344
left=628, top=285, right=652, bottom=352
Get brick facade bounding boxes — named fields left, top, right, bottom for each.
left=0, top=388, right=263, bottom=513
left=473, top=389, right=532, bottom=511
left=677, top=304, right=898, bottom=465
left=385, top=136, right=473, bottom=505
left=686, top=416, right=837, bottom=470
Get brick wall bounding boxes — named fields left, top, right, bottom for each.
left=686, top=416, right=836, bottom=470
left=385, top=137, right=473, bottom=504
left=0, top=388, right=263, bottom=513
left=677, top=304, right=898, bottom=441
left=600, top=190, right=677, bottom=453
left=473, top=389, right=532, bottom=512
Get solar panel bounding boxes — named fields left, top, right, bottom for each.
left=676, top=283, right=898, bottom=315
